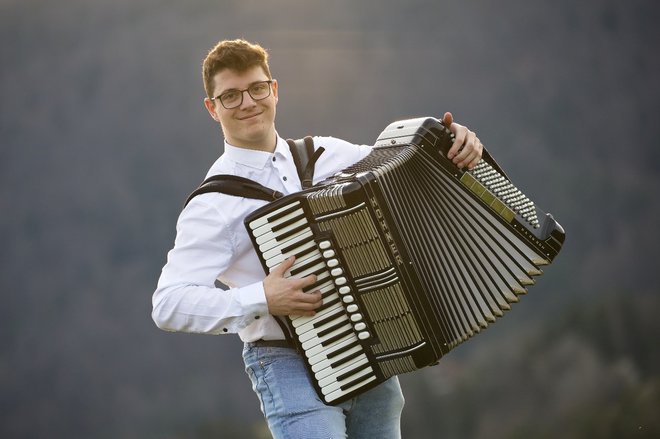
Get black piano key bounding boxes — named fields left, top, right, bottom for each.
left=281, top=236, right=314, bottom=254
left=337, top=361, right=371, bottom=383
left=267, top=204, right=301, bottom=223
left=290, top=258, right=322, bottom=276
left=330, top=349, right=363, bottom=369
left=312, top=309, right=344, bottom=329
left=321, top=328, right=353, bottom=347
left=321, top=288, right=336, bottom=300
left=317, top=321, right=349, bottom=338
left=327, top=340, right=360, bottom=360
left=292, top=245, right=316, bottom=260
left=276, top=224, right=309, bottom=242
left=317, top=297, right=340, bottom=312
left=303, top=276, right=332, bottom=293
left=339, top=369, right=374, bottom=392
left=272, top=213, right=305, bottom=232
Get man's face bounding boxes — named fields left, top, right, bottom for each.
left=204, top=65, right=278, bottom=151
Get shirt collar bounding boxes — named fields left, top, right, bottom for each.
left=223, top=134, right=294, bottom=170
left=223, top=141, right=274, bottom=170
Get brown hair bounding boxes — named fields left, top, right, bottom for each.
left=202, top=39, right=272, bottom=98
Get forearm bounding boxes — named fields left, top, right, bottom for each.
left=152, top=280, right=268, bottom=335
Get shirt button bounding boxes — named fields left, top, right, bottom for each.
left=282, top=176, right=287, bottom=181
left=222, top=328, right=228, bottom=332
left=254, top=315, right=260, bottom=320
left=272, top=156, right=276, bottom=162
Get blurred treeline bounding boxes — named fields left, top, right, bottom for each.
left=1, top=0, right=659, bottom=438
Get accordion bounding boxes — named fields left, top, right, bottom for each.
left=244, top=117, right=565, bottom=405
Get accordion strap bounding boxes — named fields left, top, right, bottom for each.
left=185, top=136, right=324, bottom=207
left=183, top=174, right=283, bottom=207
left=286, top=136, right=325, bottom=189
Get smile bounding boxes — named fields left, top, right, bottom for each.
left=238, top=111, right=263, bottom=120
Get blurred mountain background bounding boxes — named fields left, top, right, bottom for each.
left=1, top=0, right=659, bottom=438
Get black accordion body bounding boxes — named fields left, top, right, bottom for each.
left=244, top=117, right=565, bottom=405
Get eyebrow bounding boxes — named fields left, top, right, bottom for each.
left=218, top=79, right=270, bottom=96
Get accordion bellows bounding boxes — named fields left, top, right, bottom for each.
left=245, top=117, right=565, bottom=405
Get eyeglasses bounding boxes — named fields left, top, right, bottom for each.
left=211, top=80, right=273, bottom=109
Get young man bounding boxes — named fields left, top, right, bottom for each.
left=152, top=39, right=483, bottom=438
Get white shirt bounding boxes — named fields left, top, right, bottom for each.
left=152, top=134, right=372, bottom=342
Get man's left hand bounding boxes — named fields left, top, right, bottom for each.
left=442, top=112, right=483, bottom=170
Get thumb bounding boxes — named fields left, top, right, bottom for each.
left=271, top=256, right=295, bottom=276
left=442, top=111, right=454, bottom=128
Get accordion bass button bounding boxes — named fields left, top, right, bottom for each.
left=335, top=277, right=347, bottom=286
left=350, top=313, right=363, bottom=322
left=331, top=268, right=343, bottom=277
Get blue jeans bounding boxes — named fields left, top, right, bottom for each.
left=242, top=344, right=405, bottom=439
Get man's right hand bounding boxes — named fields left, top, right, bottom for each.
left=263, top=256, right=323, bottom=317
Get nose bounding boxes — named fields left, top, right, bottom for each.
left=239, top=90, right=257, bottom=108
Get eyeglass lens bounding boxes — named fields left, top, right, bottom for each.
left=220, top=81, right=271, bottom=109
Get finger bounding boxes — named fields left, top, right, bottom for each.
left=297, top=291, right=323, bottom=306
left=271, top=256, right=295, bottom=276
left=452, top=132, right=477, bottom=165
left=466, top=154, right=481, bottom=170
left=447, top=124, right=467, bottom=159
left=459, top=139, right=484, bottom=169
left=442, top=111, right=454, bottom=128
left=291, top=273, right=318, bottom=289
left=291, top=292, right=323, bottom=316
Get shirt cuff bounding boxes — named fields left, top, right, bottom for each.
left=237, top=280, right=269, bottom=322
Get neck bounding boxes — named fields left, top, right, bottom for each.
left=227, top=130, right=277, bottom=153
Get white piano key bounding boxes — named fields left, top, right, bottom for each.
left=312, top=345, right=366, bottom=380
left=266, top=247, right=321, bottom=269
left=324, top=375, right=377, bottom=403
left=294, top=306, right=345, bottom=335
left=262, top=238, right=315, bottom=262
left=297, top=315, right=350, bottom=343
left=259, top=229, right=313, bottom=253
left=248, top=201, right=301, bottom=229
left=285, top=261, right=327, bottom=279
left=255, top=217, right=309, bottom=245
left=290, top=296, right=341, bottom=328
left=250, top=209, right=305, bottom=238
left=304, top=332, right=357, bottom=359
left=318, top=356, right=370, bottom=389
left=319, top=358, right=371, bottom=392
left=301, top=322, right=352, bottom=351
left=307, top=337, right=359, bottom=366
left=295, top=310, right=348, bottom=339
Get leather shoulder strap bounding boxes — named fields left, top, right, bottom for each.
left=184, top=174, right=283, bottom=207
left=286, top=136, right=325, bottom=189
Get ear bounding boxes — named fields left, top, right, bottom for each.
left=204, top=97, right=220, bottom=122
left=271, top=79, right=279, bottom=102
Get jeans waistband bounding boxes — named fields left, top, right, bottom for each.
left=247, top=339, right=294, bottom=349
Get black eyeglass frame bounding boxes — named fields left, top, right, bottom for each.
left=210, top=80, right=274, bottom=109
